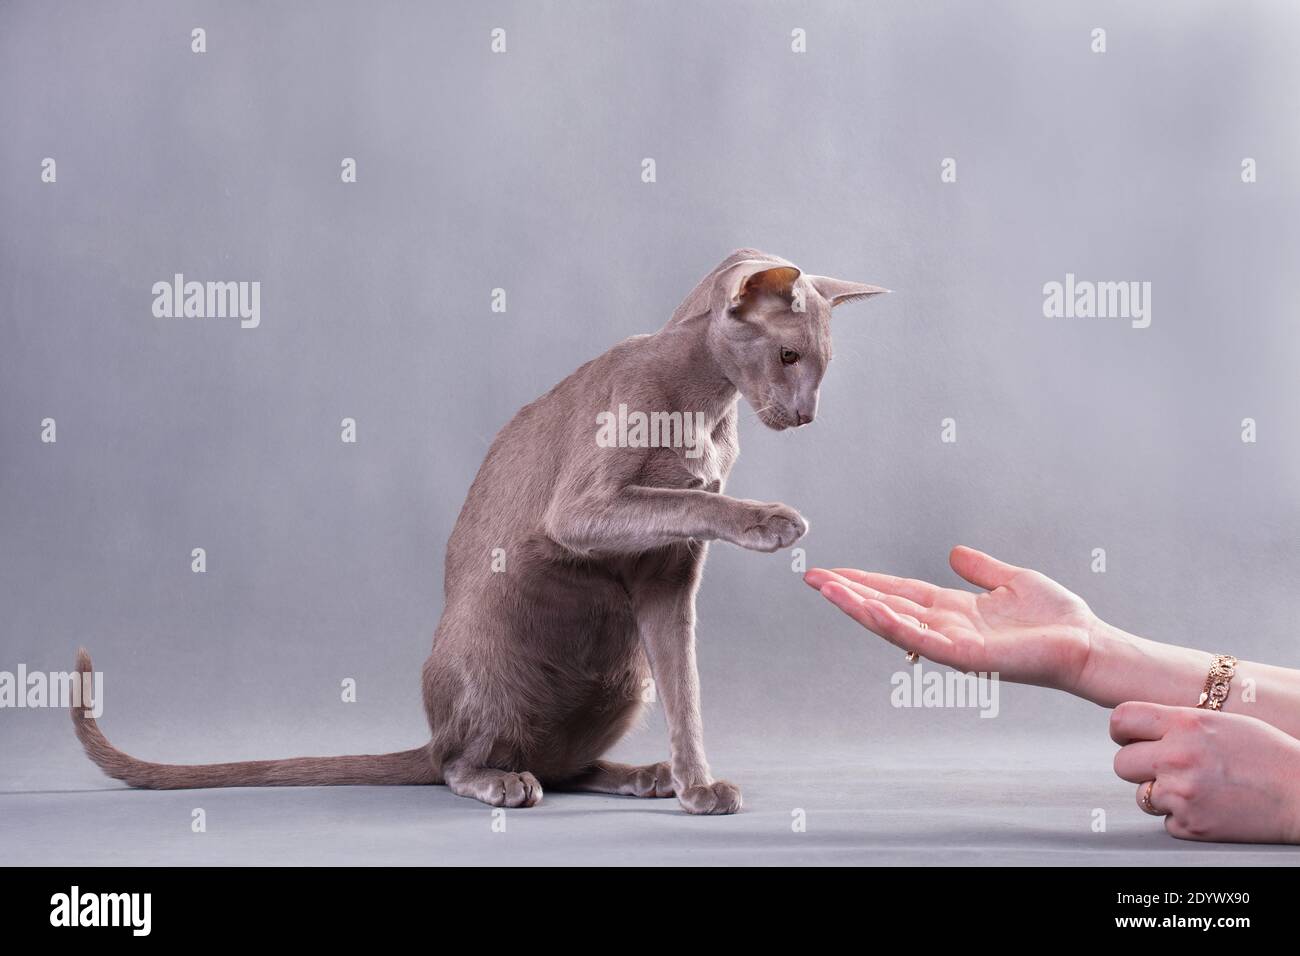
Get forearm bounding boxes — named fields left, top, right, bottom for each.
left=545, top=486, right=735, bottom=555
left=1079, top=620, right=1300, bottom=738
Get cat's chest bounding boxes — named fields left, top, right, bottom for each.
left=639, top=420, right=738, bottom=492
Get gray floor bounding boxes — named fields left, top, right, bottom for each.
left=5, top=746, right=1298, bottom=866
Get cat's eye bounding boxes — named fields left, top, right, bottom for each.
left=779, top=347, right=800, bottom=366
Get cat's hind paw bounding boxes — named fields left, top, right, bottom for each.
left=629, top=761, right=675, bottom=798
left=446, top=766, right=544, bottom=808
left=488, top=771, right=544, bottom=808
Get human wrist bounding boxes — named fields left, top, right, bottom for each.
left=1073, top=618, right=1214, bottom=708
left=1068, top=617, right=1125, bottom=703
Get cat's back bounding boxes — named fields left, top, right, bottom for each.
left=443, top=334, right=653, bottom=571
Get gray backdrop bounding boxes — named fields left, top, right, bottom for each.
left=3, top=1, right=1299, bottom=864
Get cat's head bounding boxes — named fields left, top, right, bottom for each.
left=705, top=250, right=888, bottom=430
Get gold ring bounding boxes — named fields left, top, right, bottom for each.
left=906, top=622, right=927, bottom=662
left=1140, top=780, right=1162, bottom=816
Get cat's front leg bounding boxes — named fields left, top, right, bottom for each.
left=632, top=580, right=742, bottom=815
left=545, top=485, right=807, bottom=556
left=716, top=497, right=808, bottom=553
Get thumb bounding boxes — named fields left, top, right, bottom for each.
left=949, top=545, right=1022, bottom=591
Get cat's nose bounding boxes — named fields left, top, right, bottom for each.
left=794, top=392, right=818, bottom=426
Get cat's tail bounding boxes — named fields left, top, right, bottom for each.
left=70, top=649, right=440, bottom=789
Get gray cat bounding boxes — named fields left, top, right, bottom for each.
left=72, top=249, right=886, bottom=814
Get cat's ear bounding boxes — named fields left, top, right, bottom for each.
left=807, top=275, right=890, bottom=307
left=727, top=263, right=802, bottom=310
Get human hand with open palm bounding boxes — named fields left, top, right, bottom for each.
left=804, top=546, right=1098, bottom=692
left=808, top=544, right=1300, bottom=844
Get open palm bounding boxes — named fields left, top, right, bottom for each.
left=804, top=546, right=1098, bottom=691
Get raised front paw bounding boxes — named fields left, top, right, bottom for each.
left=731, top=501, right=808, bottom=552
left=679, top=780, right=743, bottom=815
